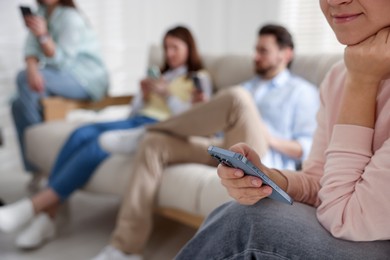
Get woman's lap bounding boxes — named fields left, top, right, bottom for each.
left=176, top=200, right=390, bottom=260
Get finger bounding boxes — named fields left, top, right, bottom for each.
left=229, top=143, right=260, bottom=163
left=386, top=29, right=390, bottom=44
left=229, top=143, right=265, bottom=172
left=221, top=174, right=264, bottom=189
left=235, top=186, right=272, bottom=199
left=217, top=163, right=244, bottom=179
left=28, top=18, right=40, bottom=28
left=228, top=186, right=272, bottom=204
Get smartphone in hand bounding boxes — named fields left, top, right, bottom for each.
left=208, top=146, right=293, bottom=205
left=19, top=6, right=33, bottom=17
left=147, top=65, right=161, bottom=80
left=191, top=73, right=203, bottom=92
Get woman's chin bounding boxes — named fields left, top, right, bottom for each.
left=335, top=34, right=362, bottom=46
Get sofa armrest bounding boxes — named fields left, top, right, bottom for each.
left=41, top=95, right=133, bottom=122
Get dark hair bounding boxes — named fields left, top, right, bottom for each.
left=37, top=0, right=76, bottom=8
left=259, top=24, right=294, bottom=67
left=161, top=25, right=204, bottom=75
left=259, top=24, right=294, bottom=50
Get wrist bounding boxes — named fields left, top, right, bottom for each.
left=346, top=73, right=382, bottom=88
left=268, top=168, right=288, bottom=191
left=26, top=62, right=38, bottom=72
left=268, top=136, right=277, bottom=149
left=38, top=33, right=50, bottom=44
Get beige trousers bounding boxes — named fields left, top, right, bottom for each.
left=111, top=87, right=269, bottom=253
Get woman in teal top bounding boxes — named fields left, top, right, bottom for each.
left=12, top=0, right=109, bottom=172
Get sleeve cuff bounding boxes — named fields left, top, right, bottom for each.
left=327, top=124, right=374, bottom=157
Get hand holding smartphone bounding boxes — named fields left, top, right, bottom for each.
left=19, top=5, right=34, bottom=28
left=208, top=146, right=293, bottom=205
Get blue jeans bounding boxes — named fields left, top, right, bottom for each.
left=48, top=115, right=157, bottom=201
left=11, top=68, right=91, bottom=172
left=176, top=200, right=390, bottom=259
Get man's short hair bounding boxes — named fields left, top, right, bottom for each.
left=258, top=24, right=294, bottom=50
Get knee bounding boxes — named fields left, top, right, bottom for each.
left=220, top=87, right=253, bottom=108
left=16, top=70, right=28, bottom=91
left=11, top=97, right=22, bottom=115
left=137, top=132, right=181, bottom=161
left=69, top=125, right=96, bottom=142
left=138, top=132, right=169, bottom=152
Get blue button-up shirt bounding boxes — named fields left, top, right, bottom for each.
left=242, top=69, right=319, bottom=170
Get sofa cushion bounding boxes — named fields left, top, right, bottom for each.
left=290, top=54, right=343, bottom=87
left=25, top=121, right=83, bottom=173
left=158, top=163, right=231, bottom=216
left=211, top=55, right=254, bottom=90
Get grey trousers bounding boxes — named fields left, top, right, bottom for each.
left=176, top=200, right=390, bottom=260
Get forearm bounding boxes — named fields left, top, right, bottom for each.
left=269, top=137, right=302, bottom=159
left=336, top=76, right=379, bottom=128
left=39, top=34, right=56, bottom=57
left=317, top=125, right=390, bottom=240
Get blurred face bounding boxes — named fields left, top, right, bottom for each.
left=320, top=0, right=390, bottom=45
left=164, top=35, right=189, bottom=69
left=41, top=0, right=59, bottom=6
left=254, top=35, right=291, bottom=79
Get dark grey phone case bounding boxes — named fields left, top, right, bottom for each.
left=20, top=6, right=33, bottom=16
left=208, top=146, right=293, bottom=205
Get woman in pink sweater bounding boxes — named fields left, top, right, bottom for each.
left=176, top=0, right=390, bottom=258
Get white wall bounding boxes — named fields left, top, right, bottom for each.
left=77, top=0, right=288, bottom=95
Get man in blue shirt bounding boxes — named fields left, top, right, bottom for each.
left=94, top=24, right=320, bottom=260
left=242, top=67, right=318, bottom=170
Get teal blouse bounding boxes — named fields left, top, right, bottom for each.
left=24, top=5, right=109, bottom=100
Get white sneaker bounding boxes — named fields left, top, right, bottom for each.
left=98, top=127, right=145, bottom=154
left=0, top=198, right=34, bottom=233
left=15, top=213, right=56, bottom=249
left=92, top=245, right=142, bottom=260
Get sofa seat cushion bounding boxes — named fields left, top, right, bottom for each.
left=25, top=121, right=83, bottom=173
left=157, top=163, right=231, bottom=216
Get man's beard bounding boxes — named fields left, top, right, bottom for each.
left=255, top=65, right=273, bottom=77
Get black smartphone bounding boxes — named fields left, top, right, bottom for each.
left=19, top=5, right=33, bottom=17
left=191, top=73, right=203, bottom=92
left=208, top=146, right=293, bottom=205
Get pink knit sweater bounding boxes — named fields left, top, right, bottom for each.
left=282, top=61, right=390, bottom=241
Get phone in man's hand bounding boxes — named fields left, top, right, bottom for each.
left=208, top=146, right=293, bottom=205
left=19, top=6, right=33, bottom=17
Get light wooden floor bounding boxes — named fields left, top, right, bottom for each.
left=0, top=107, right=196, bottom=260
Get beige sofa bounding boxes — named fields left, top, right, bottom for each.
left=25, top=47, right=342, bottom=228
